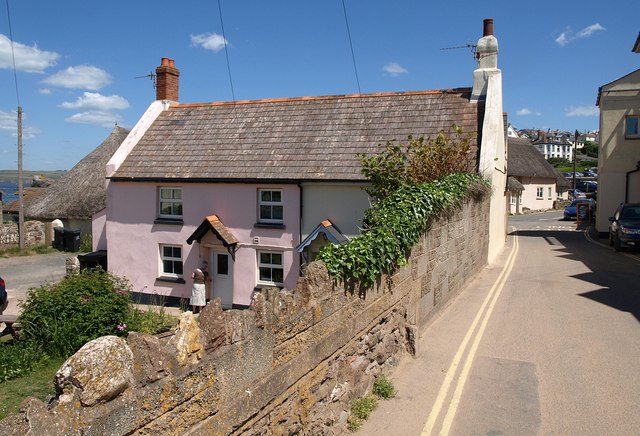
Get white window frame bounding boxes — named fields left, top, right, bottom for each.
left=536, top=187, right=544, bottom=199
left=160, top=244, right=183, bottom=278
left=548, top=187, right=552, bottom=200
left=625, top=115, right=640, bottom=139
left=159, top=187, right=183, bottom=219
left=258, top=189, right=283, bottom=224
left=257, top=250, right=284, bottom=286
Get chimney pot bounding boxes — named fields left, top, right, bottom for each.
left=483, top=18, right=494, bottom=37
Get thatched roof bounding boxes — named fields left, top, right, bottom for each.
left=2, top=187, right=48, bottom=213
left=26, top=126, right=130, bottom=220
left=507, top=176, right=524, bottom=193
left=507, top=137, right=561, bottom=180
left=111, top=89, right=481, bottom=182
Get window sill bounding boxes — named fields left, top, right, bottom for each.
left=154, top=218, right=184, bottom=225
left=156, top=276, right=185, bottom=284
left=254, top=223, right=286, bottom=229
left=254, top=284, right=283, bottom=292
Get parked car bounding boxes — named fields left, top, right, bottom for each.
left=575, top=180, right=597, bottom=194
left=582, top=169, right=598, bottom=177
left=564, top=198, right=596, bottom=220
left=565, top=172, right=583, bottom=178
left=609, top=203, right=640, bottom=251
left=568, top=189, right=587, bottom=199
left=0, top=276, right=6, bottom=309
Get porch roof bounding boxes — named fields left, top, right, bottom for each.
left=186, top=214, right=239, bottom=247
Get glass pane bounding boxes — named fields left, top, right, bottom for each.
left=171, top=247, right=181, bottom=258
left=271, top=190, right=281, bottom=203
left=160, top=203, right=172, bottom=215
left=260, top=205, right=271, bottom=220
left=163, top=246, right=172, bottom=257
left=217, top=254, right=229, bottom=275
left=160, top=189, right=171, bottom=199
left=272, top=206, right=283, bottom=220
left=261, top=190, right=271, bottom=202
left=271, top=253, right=282, bottom=265
left=174, top=262, right=183, bottom=275
left=627, top=117, right=639, bottom=136
left=163, top=260, right=173, bottom=273
left=260, top=252, right=271, bottom=264
left=174, top=203, right=183, bottom=216
left=172, top=189, right=182, bottom=199
left=272, top=268, right=284, bottom=283
left=259, top=267, right=271, bottom=281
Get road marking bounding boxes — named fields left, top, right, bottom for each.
left=422, top=228, right=520, bottom=436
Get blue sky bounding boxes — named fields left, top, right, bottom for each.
left=0, top=0, right=638, bottom=170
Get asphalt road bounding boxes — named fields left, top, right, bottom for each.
left=0, top=251, right=70, bottom=317
left=359, top=211, right=640, bottom=435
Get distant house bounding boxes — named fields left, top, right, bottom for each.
left=508, top=137, right=567, bottom=213
left=596, top=65, right=640, bottom=233
left=100, top=20, right=507, bottom=307
left=531, top=130, right=574, bottom=162
left=22, top=126, right=129, bottom=236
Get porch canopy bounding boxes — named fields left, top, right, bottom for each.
left=296, top=219, right=349, bottom=253
left=187, top=214, right=239, bottom=259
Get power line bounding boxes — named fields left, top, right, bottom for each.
left=217, top=0, right=235, bottom=101
left=5, top=0, right=20, bottom=105
left=341, top=0, right=361, bottom=95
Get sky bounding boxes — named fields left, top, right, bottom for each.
left=0, top=0, right=638, bottom=171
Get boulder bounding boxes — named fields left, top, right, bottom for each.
left=198, top=299, right=226, bottom=352
left=172, top=312, right=204, bottom=366
left=128, top=332, right=172, bottom=385
left=55, top=335, right=134, bottom=406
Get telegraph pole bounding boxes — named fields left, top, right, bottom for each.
left=18, top=106, right=24, bottom=250
left=572, top=130, right=578, bottom=193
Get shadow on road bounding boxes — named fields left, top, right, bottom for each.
left=509, top=227, right=640, bottom=323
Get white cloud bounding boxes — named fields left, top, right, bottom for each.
left=565, top=105, right=599, bottom=117
left=555, top=23, right=605, bottom=46
left=0, top=34, right=59, bottom=73
left=382, top=62, right=408, bottom=76
left=577, top=23, right=605, bottom=38
left=190, top=33, right=228, bottom=52
left=516, top=108, right=541, bottom=116
left=38, top=88, right=52, bottom=95
left=0, top=109, right=40, bottom=139
left=64, top=110, right=123, bottom=128
left=43, top=65, right=112, bottom=90
left=60, top=92, right=129, bottom=111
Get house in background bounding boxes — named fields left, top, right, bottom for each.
left=6, top=127, right=130, bottom=238
left=100, top=19, right=506, bottom=307
left=531, top=130, right=574, bottom=162
left=507, top=137, right=565, bottom=214
left=596, top=66, right=640, bottom=233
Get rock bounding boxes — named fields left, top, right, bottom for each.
left=128, top=332, right=172, bottom=385
left=55, top=336, right=134, bottom=407
left=172, top=312, right=204, bottom=366
left=405, top=324, right=418, bottom=356
left=65, top=256, right=80, bottom=276
left=198, top=298, right=226, bottom=352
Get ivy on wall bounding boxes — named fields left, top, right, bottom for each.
left=317, top=172, right=489, bottom=288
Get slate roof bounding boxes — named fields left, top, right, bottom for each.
left=111, top=89, right=480, bottom=182
left=508, top=137, right=561, bottom=180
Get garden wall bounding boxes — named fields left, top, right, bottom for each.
left=2, top=195, right=489, bottom=435
left=0, top=221, right=48, bottom=248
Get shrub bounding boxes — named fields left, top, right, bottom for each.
left=79, top=233, right=92, bottom=252
left=373, top=374, right=396, bottom=399
left=18, top=269, right=132, bottom=357
left=359, top=126, right=474, bottom=201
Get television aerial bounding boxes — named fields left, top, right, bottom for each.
left=440, top=42, right=478, bottom=59
left=134, top=72, right=156, bottom=89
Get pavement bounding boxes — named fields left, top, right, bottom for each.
left=0, top=251, right=69, bottom=319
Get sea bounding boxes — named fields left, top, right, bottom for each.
left=0, top=181, right=19, bottom=204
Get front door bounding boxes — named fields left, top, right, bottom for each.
left=211, top=249, right=234, bottom=309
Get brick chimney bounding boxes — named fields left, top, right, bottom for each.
left=155, top=58, right=179, bottom=101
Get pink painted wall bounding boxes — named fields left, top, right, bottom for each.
left=92, top=208, right=107, bottom=251
left=105, top=182, right=300, bottom=306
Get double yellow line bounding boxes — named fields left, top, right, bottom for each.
left=422, top=228, right=520, bottom=436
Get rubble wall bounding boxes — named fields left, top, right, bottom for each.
left=0, top=221, right=46, bottom=248
left=3, top=195, right=489, bottom=435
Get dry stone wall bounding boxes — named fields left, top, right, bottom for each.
left=2, top=195, right=489, bottom=435
left=0, top=221, right=47, bottom=247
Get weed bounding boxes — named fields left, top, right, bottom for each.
left=373, top=374, right=396, bottom=399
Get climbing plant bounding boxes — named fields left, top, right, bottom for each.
left=317, top=172, right=488, bottom=288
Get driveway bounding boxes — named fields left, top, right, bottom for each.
left=0, top=251, right=70, bottom=317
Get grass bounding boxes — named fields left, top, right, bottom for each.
left=0, top=355, right=65, bottom=420
left=0, top=244, right=57, bottom=258
left=373, top=374, right=396, bottom=399
left=347, top=375, right=396, bottom=432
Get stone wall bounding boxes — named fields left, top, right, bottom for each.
left=0, top=221, right=47, bottom=248
left=2, top=195, right=489, bottom=435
